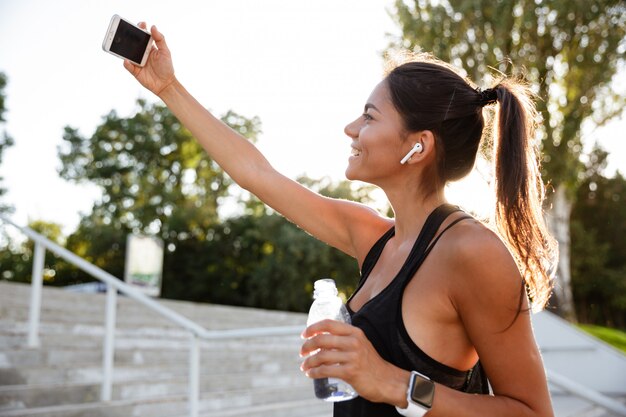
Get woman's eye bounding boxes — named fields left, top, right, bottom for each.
left=362, top=113, right=373, bottom=121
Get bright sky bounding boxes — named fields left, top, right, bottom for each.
left=0, top=0, right=624, bottom=234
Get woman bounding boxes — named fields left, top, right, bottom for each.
left=124, top=24, right=557, bottom=417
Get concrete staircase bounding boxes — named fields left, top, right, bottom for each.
left=0, top=281, right=332, bottom=417
left=3, top=280, right=626, bottom=417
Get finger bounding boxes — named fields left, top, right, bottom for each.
left=300, top=333, right=356, bottom=357
left=137, top=21, right=147, bottom=30
left=150, top=25, right=169, bottom=53
left=301, top=348, right=349, bottom=371
left=301, top=319, right=354, bottom=339
left=304, top=363, right=345, bottom=379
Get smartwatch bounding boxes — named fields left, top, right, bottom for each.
left=395, top=371, right=435, bottom=417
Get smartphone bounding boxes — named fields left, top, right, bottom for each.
left=102, top=15, right=152, bottom=67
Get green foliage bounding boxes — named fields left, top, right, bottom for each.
left=578, top=324, right=626, bottom=353
left=163, top=210, right=360, bottom=312
left=0, top=72, right=15, bottom=214
left=570, top=145, right=626, bottom=329
left=0, top=220, right=64, bottom=284
left=58, top=100, right=246, bottom=233
left=54, top=100, right=261, bottom=284
left=389, top=0, right=625, bottom=189
left=0, top=72, right=7, bottom=123
left=0, top=241, right=30, bottom=283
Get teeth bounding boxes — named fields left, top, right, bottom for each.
left=351, top=148, right=361, bottom=157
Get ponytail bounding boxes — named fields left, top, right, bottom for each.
left=491, top=81, right=557, bottom=310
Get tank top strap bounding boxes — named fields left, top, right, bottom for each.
left=397, top=204, right=472, bottom=286
left=360, top=226, right=395, bottom=279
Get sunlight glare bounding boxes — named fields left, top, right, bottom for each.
left=445, top=161, right=494, bottom=221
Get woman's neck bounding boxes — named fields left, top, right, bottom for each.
left=385, top=186, right=447, bottom=242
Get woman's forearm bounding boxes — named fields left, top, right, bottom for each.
left=157, top=79, right=273, bottom=191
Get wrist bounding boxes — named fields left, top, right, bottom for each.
left=395, top=371, right=435, bottom=417
left=156, top=77, right=180, bottom=100
left=386, top=368, right=412, bottom=408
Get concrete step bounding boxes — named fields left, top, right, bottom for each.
left=0, top=370, right=311, bottom=409
left=0, top=319, right=304, bottom=343
left=0, top=354, right=304, bottom=385
left=0, top=345, right=301, bottom=369
left=187, top=398, right=332, bottom=417
left=0, top=282, right=307, bottom=329
left=0, top=328, right=302, bottom=352
left=0, top=388, right=330, bottom=417
left=0, top=303, right=306, bottom=332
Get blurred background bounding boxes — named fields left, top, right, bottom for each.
left=0, top=0, right=624, bottom=345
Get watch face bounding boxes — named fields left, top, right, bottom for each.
left=410, top=374, right=435, bottom=408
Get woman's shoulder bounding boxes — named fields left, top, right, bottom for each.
left=441, top=216, right=522, bottom=295
left=441, top=214, right=504, bottom=253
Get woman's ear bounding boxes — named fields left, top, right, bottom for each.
left=400, top=142, right=423, bottom=164
left=403, top=130, right=435, bottom=165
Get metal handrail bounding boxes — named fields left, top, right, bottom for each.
left=2, top=214, right=625, bottom=417
left=0, top=215, right=302, bottom=417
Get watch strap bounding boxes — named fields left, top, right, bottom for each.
left=395, top=401, right=428, bottom=417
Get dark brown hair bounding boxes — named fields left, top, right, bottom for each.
left=385, top=54, right=557, bottom=310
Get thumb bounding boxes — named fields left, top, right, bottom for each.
left=123, top=59, right=139, bottom=75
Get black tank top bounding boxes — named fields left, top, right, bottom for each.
left=334, top=204, right=489, bottom=417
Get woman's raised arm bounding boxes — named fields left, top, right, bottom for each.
left=123, top=24, right=389, bottom=259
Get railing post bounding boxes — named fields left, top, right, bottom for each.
left=27, top=242, right=45, bottom=348
left=189, top=333, right=200, bottom=417
left=101, top=283, right=117, bottom=401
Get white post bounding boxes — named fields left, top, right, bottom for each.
left=189, top=333, right=200, bottom=417
left=101, top=283, right=117, bottom=401
left=27, top=242, right=45, bottom=348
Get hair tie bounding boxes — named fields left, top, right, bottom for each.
left=476, top=87, right=498, bottom=106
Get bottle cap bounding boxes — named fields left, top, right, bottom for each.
left=313, top=278, right=338, bottom=299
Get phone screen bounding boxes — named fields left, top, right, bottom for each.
left=109, top=19, right=151, bottom=64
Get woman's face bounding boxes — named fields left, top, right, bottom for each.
left=344, top=80, right=408, bottom=185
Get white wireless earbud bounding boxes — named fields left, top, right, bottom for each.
left=400, top=143, right=423, bottom=164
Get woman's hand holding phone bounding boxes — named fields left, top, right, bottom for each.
left=124, top=23, right=177, bottom=98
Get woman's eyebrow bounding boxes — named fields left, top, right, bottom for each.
left=364, top=103, right=381, bottom=113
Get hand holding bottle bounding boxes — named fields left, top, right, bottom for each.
left=301, top=279, right=410, bottom=407
left=301, top=318, right=411, bottom=406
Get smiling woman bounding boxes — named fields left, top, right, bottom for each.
left=115, top=16, right=558, bottom=416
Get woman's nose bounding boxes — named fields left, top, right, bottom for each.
left=344, top=118, right=359, bottom=138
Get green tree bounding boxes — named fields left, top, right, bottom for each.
left=56, top=100, right=262, bottom=286
left=388, top=0, right=625, bottom=320
left=0, top=220, right=65, bottom=284
left=0, top=72, right=14, bottom=214
left=0, top=71, right=16, bottom=281
left=571, top=145, right=626, bottom=328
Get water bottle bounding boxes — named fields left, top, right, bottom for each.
left=306, top=278, right=358, bottom=402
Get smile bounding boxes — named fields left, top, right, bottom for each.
left=350, top=148, right=361, bottom=157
